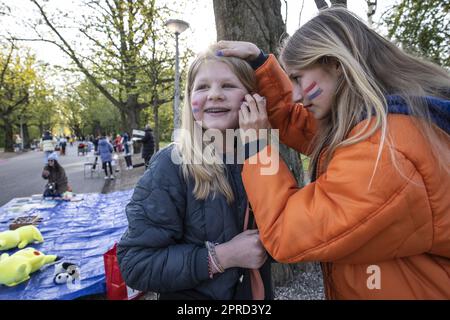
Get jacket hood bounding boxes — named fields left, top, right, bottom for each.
left=386, top=95, right=450, bottom=135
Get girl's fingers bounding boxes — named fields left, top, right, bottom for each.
left=245, top=94, right=259, bottom=114
left=239, top=103, right=249, bottom=121
left=217, top=48, right=239, bottom=58
left=216, top=41, right=244, bottom=58
left=216, top=41, right=258, bottom=59
left=253, top=94, right=267, bottom=113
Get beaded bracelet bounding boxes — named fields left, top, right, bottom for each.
left=207, top=255, right=214, bottom=279
left=205, top=241, right=225, bottom=278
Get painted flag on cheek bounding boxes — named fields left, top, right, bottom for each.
left=192, top=100, right=201, bottom=114
left=304, top=81, right=323, bottom=101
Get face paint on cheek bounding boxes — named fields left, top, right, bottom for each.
left=303, top=81, right=323, bottom=100
left=191, top=100, right=201, bottom=114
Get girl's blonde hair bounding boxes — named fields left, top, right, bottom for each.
left=280, top=7, right=450, bottom=181
left=177, top=45, right=256, bottom=203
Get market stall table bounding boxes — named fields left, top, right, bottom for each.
left=0, top=190, right=133, bottom=300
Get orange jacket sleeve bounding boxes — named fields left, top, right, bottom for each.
left=242, top=139, right=432, bottom=265
left=256, top=54, right=317, bottom=155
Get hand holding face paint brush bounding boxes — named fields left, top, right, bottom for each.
left=239, top=93, right=270, bottom=143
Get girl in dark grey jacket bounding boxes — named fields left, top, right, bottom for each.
left=118, top=46, right=273, bottom=300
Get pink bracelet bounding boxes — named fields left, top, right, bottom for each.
left=206, top=241, right=225, bottom=278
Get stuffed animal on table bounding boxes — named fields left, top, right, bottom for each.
left=0, top=225, right=44, bottom=251
left=53, top=261, right=80, bottom=285
left=0, top=248, right=58, bottom=287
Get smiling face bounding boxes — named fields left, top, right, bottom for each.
left=190, top=60, right=249, bottom=131
left=288, top=63, right=341, bottom=120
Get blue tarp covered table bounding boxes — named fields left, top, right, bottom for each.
left=0, top=190, right=133, bottom=300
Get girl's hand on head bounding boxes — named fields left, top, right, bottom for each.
left=216, top=40, right=261, bottom=61
left=239, top=94, right=270, bottom=142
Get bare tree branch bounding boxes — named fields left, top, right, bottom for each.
left=29, top=0, right=123, bottom=110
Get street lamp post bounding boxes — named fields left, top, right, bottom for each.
left=165, top=19, right=189, bottom=138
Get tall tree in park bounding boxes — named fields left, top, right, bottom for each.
left=214, top=0, right=317, bottom=288
left=26, top=79, right=57, bottom=140
left=383, top=0, right=449, bottom=67
left=72, top=79, right=122, bottom=137
left=21, top=0, right=177, bottom=135
left=0, top=43, right=36, bottom=151
left=23, top=70, right=58, bottom=147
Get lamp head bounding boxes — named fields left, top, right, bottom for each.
left=165, top=19, right=189, bottom=35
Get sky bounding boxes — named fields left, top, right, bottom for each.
left=2, top=0, right=396, bottom=83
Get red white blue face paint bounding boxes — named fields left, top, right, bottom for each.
left=303, top=81, right=323, bottom=101
left=191, top=100, right=201, bottom=114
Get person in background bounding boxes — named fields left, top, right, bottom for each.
left=114, top=134, right=123, bottom=153
left=122, top=132, right=133, bottom=170
left=92, top=135, right=100, bottom=171
left=59, top=136, right=67, bottom=156
left=14, top=134, right=22, bottom=152
left=40, top=130, right=57, bottom=163
left=42, top=152, right=69, bottom=198
left=98, top=134, right=114, bottom=180
left=141, top=125, right=155, bottom=169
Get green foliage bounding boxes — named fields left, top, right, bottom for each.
left=24, top=0, right=190, bottom=136
left=68, top=79, right=122, bottom=136
left=0, top=43, right=40, bottom=150
left=383, top=0, right=450, bottom=67
left=25, top=67, right=58, bottom=137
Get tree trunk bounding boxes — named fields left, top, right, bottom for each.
left=330, top=0, right=347, bottom=7
left=367, top=0, right=377, bottom=27
left=214, top=0, right=287, bottom=53
left=23, top=123, right=31, bottom=149
left=124, top=94, right=141, bottom=134
left=314, top=0, right=347, bottom=10
left=90, top=120, right=101, bottom=137
left=214, top=0, right=313, bottom=290
left=153, top=101, right=160, bottom=152
left=314, top=0, right=329, bottom=9
left=3, top=121, right=14, bottom=152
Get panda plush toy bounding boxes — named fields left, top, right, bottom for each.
left=53, top=262, right=80, bottom=285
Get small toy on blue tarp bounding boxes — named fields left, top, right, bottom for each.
left=0, top=248, right=59, bottom=287
left=0, top=225, right=44, bottom=251
left=53, top=261, right=80, bottom=285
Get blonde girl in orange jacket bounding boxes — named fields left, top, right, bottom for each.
left=217, top=7, right=450, bottom=299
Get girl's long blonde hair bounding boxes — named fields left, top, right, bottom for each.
left=177, top=46, right=256, bottom=203
left=280, top=7, right=450, bottom=180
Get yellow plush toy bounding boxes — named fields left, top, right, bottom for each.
left=0, top=225, right=44, bottom=251
left=0, top=248, right=58, bottom=287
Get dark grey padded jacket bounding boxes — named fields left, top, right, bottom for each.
left=117, top=144, right=272, bottom=299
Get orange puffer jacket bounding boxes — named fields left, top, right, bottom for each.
left=242, top=55, right=450, bottom=299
